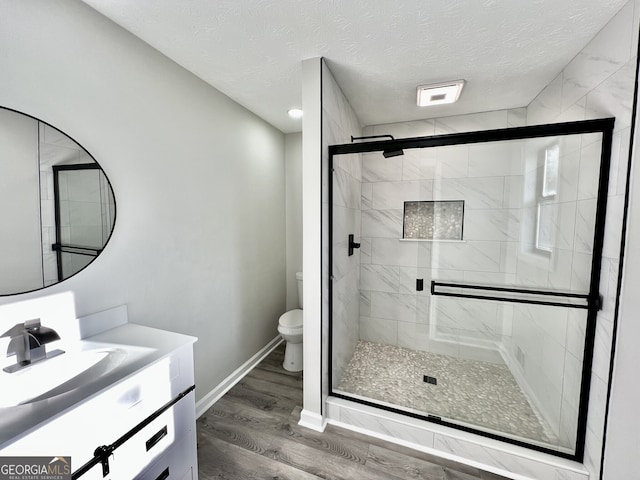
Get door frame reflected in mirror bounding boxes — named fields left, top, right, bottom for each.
left=51, top=163, right=116, bottom=283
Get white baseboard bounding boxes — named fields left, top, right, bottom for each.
left=195, top=335, right=283, bottom=418
left=298, top=409, right=327, bottom=432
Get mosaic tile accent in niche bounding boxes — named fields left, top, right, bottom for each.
left=403, top=200, right=464, bottom=240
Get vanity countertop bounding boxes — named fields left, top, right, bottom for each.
left=0, top=322, right=197, bottom=449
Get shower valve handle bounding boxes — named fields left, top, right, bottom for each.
left=348, top=234, right=360, bottom=256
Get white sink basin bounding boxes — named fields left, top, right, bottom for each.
left=0, top=349, right=126, bottom=408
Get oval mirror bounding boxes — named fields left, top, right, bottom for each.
left=0, top=107, right=116, bottom=296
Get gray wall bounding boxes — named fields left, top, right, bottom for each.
left=0, top=0, right=286, bottom=402
left=285, top=132, right=303, bottom=310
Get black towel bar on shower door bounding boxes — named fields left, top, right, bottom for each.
left=430, top=281, right=600, bottom=310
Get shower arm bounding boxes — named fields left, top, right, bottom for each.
left=350, top=135, right=395, bottom=142
left=350, top=135, right=404, bottom=158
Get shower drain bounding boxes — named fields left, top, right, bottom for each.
left=423, top=375, right=438, bottom=385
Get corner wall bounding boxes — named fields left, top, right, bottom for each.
left=323, top=62, right=363, bottom=387
left=301, top=57, right=324, bottom=428
left=300, top=57, right=362, bottom=429
left=525, top=0, right=639, bottom=476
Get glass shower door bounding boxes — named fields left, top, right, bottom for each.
left=421, top=133, right=603, bottom=455
left=329, top=119, right=613, bottom=459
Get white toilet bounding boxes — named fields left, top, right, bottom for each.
left=278, top=272, right=303, bottom=372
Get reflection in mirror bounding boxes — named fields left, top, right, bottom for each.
left=0, top=107, right=116, bottom=295
left=53, top=165, right=115, bottom=281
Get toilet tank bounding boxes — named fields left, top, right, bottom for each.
left=296, top=272, right=303, bottom=308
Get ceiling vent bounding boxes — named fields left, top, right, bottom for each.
left=416, top=80, right=465, bottom=107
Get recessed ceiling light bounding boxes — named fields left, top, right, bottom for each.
left=416, top=80, right=465, bottom=107
left=288, top=108, right=303, bottom=119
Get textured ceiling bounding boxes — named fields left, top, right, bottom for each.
left=80, top=0, right=627, bottom=134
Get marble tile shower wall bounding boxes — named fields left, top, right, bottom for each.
left=497, top=133, right=605, bottom=451
left=359, top=109, right=526, bottom=364
left=525, top=0, right=638, bottom=475
left=322, top=61, right=362, bottom=387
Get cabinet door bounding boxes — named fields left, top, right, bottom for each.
left=134, top=418, right=197, bottom=480
left=108, top=389, right=196, bottom=479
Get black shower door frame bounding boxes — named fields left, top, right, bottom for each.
left=327, top=117, right=615, bottom=462
left=52, top=163, right=108, bottom=282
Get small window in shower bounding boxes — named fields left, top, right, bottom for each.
left=534, top=143, right=560, bottom=253
left=402, top=200, right=464, bottom=240
left=542, top=144, right=560, bottom=197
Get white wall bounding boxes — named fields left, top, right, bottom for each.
left=589, top=2, right=640, bottom=479
left=605, top=121, right=640, bottom=477
left=301, top=57, right=324, bottom=429
left=285, top=132, right=303, bottom=310
left=0, top=0, right=286, bottom=403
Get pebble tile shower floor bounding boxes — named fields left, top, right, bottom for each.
left=337, top=341, right=553, bottom=444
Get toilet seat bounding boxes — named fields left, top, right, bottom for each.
left=279, top=309, right=303, bottom=327
left=278, top=309, right=303, bottom=335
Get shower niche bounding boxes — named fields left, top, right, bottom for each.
left=328, top=119, right=614, bottom=461
left=402, top=200, right=464, bottom=240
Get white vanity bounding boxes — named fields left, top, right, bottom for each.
left=0, top=300, right=198, bottom=480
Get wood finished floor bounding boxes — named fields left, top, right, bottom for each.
left=197, top=343, right=510, bottom=480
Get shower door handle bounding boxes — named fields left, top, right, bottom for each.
left=348, top=234, right=360, bottom=256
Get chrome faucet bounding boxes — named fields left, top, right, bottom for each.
left=1, top=319, right=65, bottom=373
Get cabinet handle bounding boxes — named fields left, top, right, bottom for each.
left=145, top=425, right=168, bottom=451
left=154, top=467, right=170, bottom=480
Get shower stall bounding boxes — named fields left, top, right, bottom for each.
left=328, top=118, right=614, bottom=460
